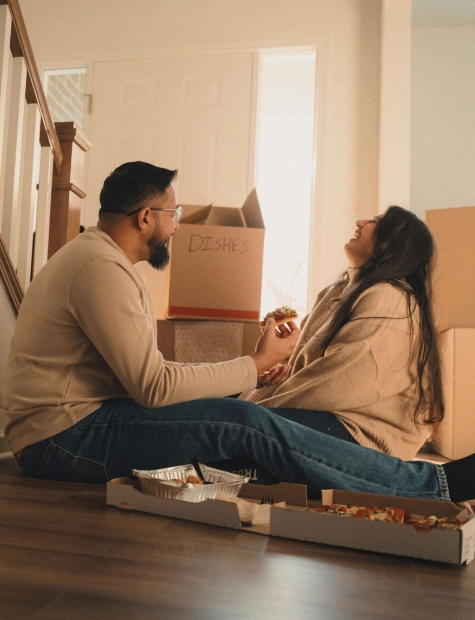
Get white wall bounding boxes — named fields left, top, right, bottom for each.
left=17, top=0, right=418, bottom=298
left=19, top=0, right=389, bottom=293
left=411, top=23, right=475, bottom=219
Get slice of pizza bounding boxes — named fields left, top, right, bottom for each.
left=405, top=514, right=466, bottom=531
left=313, top=503, right=468, bottom=530
left=259, top=306, right=298, bottom=328
left=314, top=504, right=405, bottom=523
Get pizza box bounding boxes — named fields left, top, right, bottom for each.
left=106, top=480, right=475, bottom=565
left=272, top=489, right=475, bottom=566
left=106, top=478, right=306, bottom=535
left=166, top=189, right=265, bottom=322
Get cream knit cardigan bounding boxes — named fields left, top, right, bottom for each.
left=240, top=276, right=429, bottom=460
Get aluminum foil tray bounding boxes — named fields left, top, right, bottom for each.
left=132, top=463, right=249, bottom=503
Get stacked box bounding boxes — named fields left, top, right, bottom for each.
left=156, top=319, right=261, bottom=363
left=425, top=206, right=475, bottom=459
left=432, top=328, right=475, bottom=459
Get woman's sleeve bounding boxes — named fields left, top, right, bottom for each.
left=247, top=285, right=412, bottom=411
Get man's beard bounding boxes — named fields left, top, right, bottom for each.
left=147, top=233, right=170, bottom=270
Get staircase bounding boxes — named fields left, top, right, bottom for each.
left=0, top=0, right=90, bottom=460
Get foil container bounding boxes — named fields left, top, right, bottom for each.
left=132, top=463, right=249, bottom=502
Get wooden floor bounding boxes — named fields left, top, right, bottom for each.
left=1, top=458, right=475, bottom=620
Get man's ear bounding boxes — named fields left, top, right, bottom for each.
left=137, top=207, right=150, bottom=232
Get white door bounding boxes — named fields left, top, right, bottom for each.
left=84, top=53, right=254, bottom=318
left=84, top=53, right=254, bottom=228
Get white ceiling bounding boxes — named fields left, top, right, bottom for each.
left=413, top=0, right=475, bottom=28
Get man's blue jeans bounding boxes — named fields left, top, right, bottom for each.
left=17, top=397, right=450, bottom=501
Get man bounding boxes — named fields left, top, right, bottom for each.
left=1, top=161, right=297, bottom=481
left=1, top=161, right=472, bottom=503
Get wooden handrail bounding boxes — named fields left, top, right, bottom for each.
left=1, top=0, right=62, bottom=172
left=0, top=232, right=23, bottom=314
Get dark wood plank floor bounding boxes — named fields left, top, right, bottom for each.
left=1, top=458, right=475, bottom=620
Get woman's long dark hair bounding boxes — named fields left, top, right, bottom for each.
left=316, top=206, right=444, bottom=426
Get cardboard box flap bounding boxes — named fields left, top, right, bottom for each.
left=461, top=524, right=475, bottom=564
left=201, top=189, right=264, bottom=229
left=180, top=204, right=212, bottom=224
left=204, top=206, right=247, bottom=228
left=241, top=188, right=264, bottom=230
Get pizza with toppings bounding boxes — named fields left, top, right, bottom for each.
left=312, top=503, right=469, bottom=530
left=259, top=306, right=298, bottom=328
left=314, top=504, right=405, bottom=523
left=405, top=514, right=466, bottom=531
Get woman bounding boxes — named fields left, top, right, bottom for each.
left=239, top=206, right=444, bottom=461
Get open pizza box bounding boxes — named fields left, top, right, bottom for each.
left=106, top=478, right=475, bottom=565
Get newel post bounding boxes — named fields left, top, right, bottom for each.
left=48, top=121, right=91, bottom=258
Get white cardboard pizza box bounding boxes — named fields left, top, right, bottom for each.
left=106, top=479, right=475, bottom=565
left=106, top=479, right=307, bottom=536
left=271, top=489, right=475, bottom=566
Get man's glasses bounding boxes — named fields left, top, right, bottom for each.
left=126, top=205, right=183, bottom=225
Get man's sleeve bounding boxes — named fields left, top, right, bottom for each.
left=69, top=257, right=257, bottom=408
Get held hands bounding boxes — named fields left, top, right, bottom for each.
left=257, top=363, right=291, bottom=388
left=251, top=317, right=299, bottom=378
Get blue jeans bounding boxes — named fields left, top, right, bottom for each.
left=17, top=397, right=450, bottom=500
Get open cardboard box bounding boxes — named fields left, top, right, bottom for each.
left=106, top=479, right=475, bottom=565
left=166, top=189, right=265, bottom=322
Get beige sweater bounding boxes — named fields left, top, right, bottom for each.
left=1, top=227, right=257, bottom=454
left=240, top=277, right=429, bottom=460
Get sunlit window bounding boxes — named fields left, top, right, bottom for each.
left=256, top=51, right=316, bottom=321
left=43, top=67, right=86, bottom=129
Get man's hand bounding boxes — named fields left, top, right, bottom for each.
left=257, top=363, right=291, bottom=388
left=250, top=318, right=299, bottom=376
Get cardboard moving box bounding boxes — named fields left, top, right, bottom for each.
left=107, top=479, right=475, bottom=565
left=432, top=328, right=475, bottom=460
left=166, top=189, right=265, bottom=321
left=425, top=206, right=475, bottom=332
left=156, top=319, right=261, bottom=362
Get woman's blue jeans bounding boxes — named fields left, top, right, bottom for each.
left=17, top=397, right=450, bottom=501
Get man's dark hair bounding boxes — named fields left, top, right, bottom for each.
left=99, top=161, right=178, bottom=214
left=316, top=206, right=444, bottom=427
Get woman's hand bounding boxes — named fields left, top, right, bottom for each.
left=251, top=318, right=299, bottom=376
left=257, top=364, right=290, bottom=388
